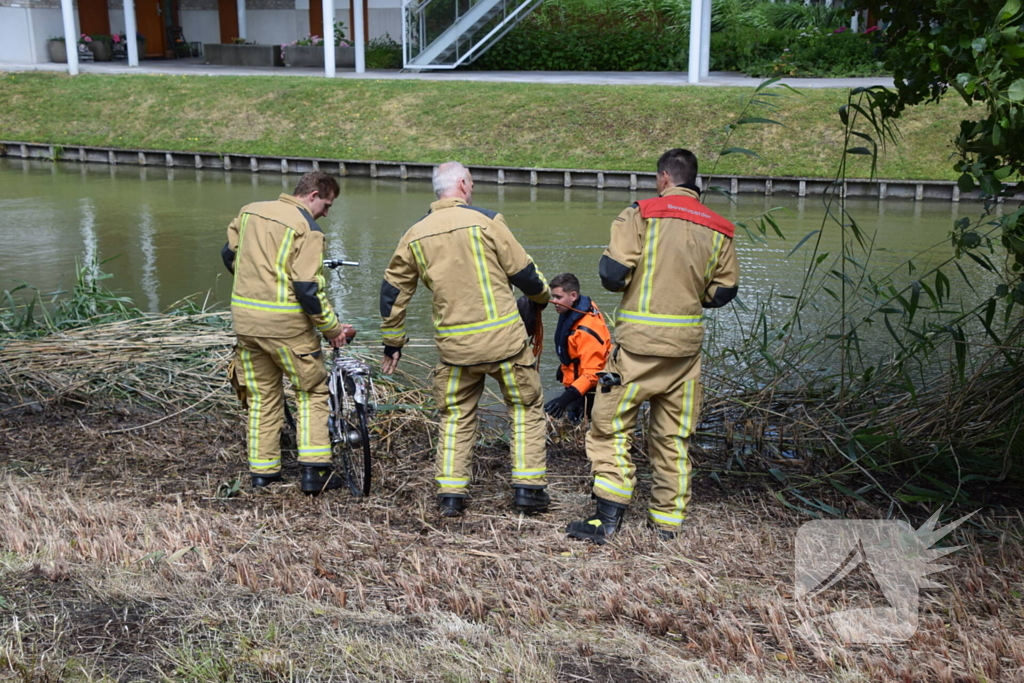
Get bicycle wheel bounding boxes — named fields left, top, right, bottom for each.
left=335, top=403, right=371, bottom=497
left=353, top=402, right=372, bottom=496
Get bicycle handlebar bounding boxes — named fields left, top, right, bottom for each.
left=324, top=259, right=359, bottom=269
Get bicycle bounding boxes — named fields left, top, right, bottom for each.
left=323, top=258, right=376, bottom=497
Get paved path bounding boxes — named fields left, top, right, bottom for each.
left=0, top=58, right=893, bottom=89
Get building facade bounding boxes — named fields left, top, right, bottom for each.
left=0, top=0, right=401, bottom=63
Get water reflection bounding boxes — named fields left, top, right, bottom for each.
left=0, top=158, right=1002, bottom=384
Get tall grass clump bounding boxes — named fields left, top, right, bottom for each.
left=694, top=84, right=1023, bottom=514
left=1, top=260, right=142, bottom=339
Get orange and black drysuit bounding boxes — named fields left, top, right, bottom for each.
left=379, top=197, right=551, bottom=498
left=544, top=296, right=611, bottom=421
left=587, top=185, right=739, bottom=531
left=222, top=193, right=343, bottom=476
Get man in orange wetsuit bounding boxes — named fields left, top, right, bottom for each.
left=544, top=273, right=611, bottom=424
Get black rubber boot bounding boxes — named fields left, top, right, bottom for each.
left=649, top=523, right=679, bottom=541
left=566, top=498, right=627, bottom=545
left=513, top=487, right=550, bottom=513
left=251, top=473, right=283, bottom=488
left=300, top=465, right=344, bottom=494
left=438, top=495, right=466, bottom=517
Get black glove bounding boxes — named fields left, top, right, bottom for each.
left=544, top=386, right=581, bottom=418
left=384, top=345, right=402, bottom=361
left=517, top=296, right=547, bottom=337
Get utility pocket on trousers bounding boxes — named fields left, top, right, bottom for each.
left=280, top=339, right=328, bottom=393
left=509, top=363, right=542, bottom=406
left=227, top=354, right=248, bottom=409
left=590, top=383, right=626, bottom=438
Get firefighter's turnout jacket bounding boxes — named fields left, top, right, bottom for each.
left=599, top=186, right=738, bottom=357
left=379, top=197, right=551, bottom=496
left=380, top=198, right=550, bottom=364
left=588, top=185, right=739, bottom=530
left=222, top=194, right=342, bottom=475
left=223, top=194, right=342, bottom=340
left=554, top=296, right=611, bottom=396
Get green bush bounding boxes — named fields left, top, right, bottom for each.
left=708, top=26, right=792, bottom=73
left=472, top=0, right=886, bottom=76
left=473, top=12, right=688, bottom=71
left=365, top=33, right=402, bottom=69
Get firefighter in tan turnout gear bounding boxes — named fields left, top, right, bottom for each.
left=222, top=172, right=356, bottom=494
left=567, top=149, right=739, bottom=544
left=379, top=162, right=552, bottom=517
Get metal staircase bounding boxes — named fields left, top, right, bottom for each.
left=403, top=0, right=544, bottom=70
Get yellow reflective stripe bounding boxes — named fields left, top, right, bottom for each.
left=673, top=378, right=696, bottom=517
left=277, top=347, right=308, bottom=452
left=316, top=310, right=339, bottom=332
left=469, top=226, right=497, bottom=319
left=639, top=217, right=660, bottom=313
left=595, top=476, right=633, bottom=499
left=230, top=213, right=250, bottom=299
left=435, top=310, right=520, bottom=336
left=435, top=477, right=469, bottom=488
left=232, top=296, right=303, bottom=312
left=616, top=310, right=702, bottom=327
left=610, top=384, right=639, bottom=493
left=512, top=469, right=546, bottom=478
left=275, top=228, right=295, bottom=304
left=500, top=361, right=525, bottom=472
left=441, top=366, right=463, bottom=481
left=410, top=240, right=432, bottom=288
left=704, top=232, right=725, bottom=282
left=239, top=347, right=263, bottom=466
left=250, top=459, right=281, bottom=469
left=649, top=509, right=685, bottom=525
left=381, top=327, right=404, bottom=336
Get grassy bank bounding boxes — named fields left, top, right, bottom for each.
left=0, top=71, right=972, bottom=181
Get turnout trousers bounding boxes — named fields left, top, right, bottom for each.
left=586, top=347, right=702, bottom=531
left=432, top=344, right=547, bottom=496
left=234, top=329, right=331, bottom=475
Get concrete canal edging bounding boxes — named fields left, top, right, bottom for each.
left=1, top=141, right=1010, bottom=203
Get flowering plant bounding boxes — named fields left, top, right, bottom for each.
left=78, top=33, right=92, bottom=45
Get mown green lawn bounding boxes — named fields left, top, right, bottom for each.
left=0, top=71, right=973, bottom=180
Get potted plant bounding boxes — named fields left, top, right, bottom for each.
left=282, top=22, right=355, bottom=67
left=77, top=34, right=94, bottom=61
left=89, top=34, right=114, bottom=62
left=111, top=32, right=148, bottom=60
left=47, top=36, right=67, bottom=63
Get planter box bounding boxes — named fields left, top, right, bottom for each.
left=89, top=41, right=113, bottom=62
left=204, top=43, right=283, bottom=67
left=282, top=45, right=355, bottom=68
left=47, top=40, right=67, bottom=63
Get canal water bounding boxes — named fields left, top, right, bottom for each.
left=0, top=159, right=988, bottom=389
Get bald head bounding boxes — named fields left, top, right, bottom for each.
left=433, top=161, right=473, bottom=202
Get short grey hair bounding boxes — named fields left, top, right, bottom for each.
left=432, top=161, right=470, bottom=198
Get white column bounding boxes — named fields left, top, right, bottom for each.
left=124, top=0, right=139, bottom=66
left=59, top=0, right=79, bottom=75
left=238, top=0, right=247, bottom=40
left=700, top=0, right=711, bottom=78
left=687, top=0, right=703, bottom=84
left=323, top=0, right=335, bottom=77
left=851, top=10, right=860, bottom=32
left=354, top=0, right=365, bottom=73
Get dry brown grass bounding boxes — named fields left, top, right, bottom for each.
left=1, top=319, right=1023, bottom=682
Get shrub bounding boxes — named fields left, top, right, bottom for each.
left=365, top=33, right=402, bottom=69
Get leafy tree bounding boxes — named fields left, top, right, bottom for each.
left=854, top=0, right=1024, bottom=302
